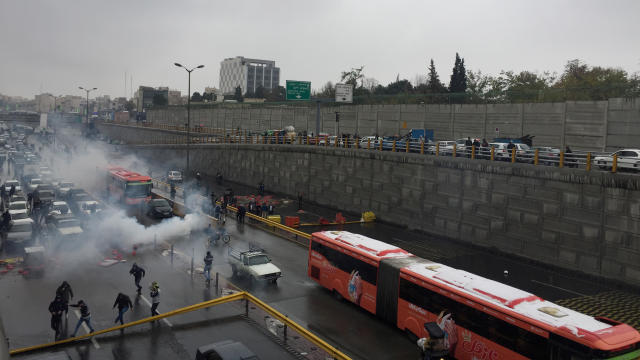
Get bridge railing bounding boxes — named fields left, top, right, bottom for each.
left=103, top=121, right=630, bottom=174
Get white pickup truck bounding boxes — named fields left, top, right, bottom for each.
left=228, top=247, right=282, bottom=284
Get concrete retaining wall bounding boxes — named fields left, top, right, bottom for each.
left=145, top=97, right=640, bottom=151
left=98, top=121, right=640, bottom=286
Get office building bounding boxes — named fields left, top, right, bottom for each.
left=219, top=56, right=280, bottom=95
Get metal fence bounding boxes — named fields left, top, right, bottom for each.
left=105, top=121, right=635, bottom=174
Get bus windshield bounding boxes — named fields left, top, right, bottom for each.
left=125, top=182, right=151, bottom=197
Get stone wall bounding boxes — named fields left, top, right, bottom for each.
left=97, top=121, right=640, bottom=287
left=145, top=97, right=640, bottom=151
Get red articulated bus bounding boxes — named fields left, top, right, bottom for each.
left=106, top=166, right=152, bottom=205
left=308, top=231, right=640, bottom=360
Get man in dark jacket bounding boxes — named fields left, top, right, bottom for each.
left=70, top=300, right=94, bottom=336
left=49, top=295, right=65, bottom=339
left=203, top=251, right=213, bottom=283
left=113, top=293, right=133, bottom=325
left=129, top=263, right=146, bottom=293
left=56, top=281, right=74, bottom=319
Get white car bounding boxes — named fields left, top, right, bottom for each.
left=3, top=218, right=34, bottom=245
left=359, top=136, right=380, bottom=148
left=594, top=149, right=640, bottom=171
left=27, top=178, right=43, bottom=193
left=4, top=180, right=21, bottom=193
left=489, top=142, right=532, bottom=162
left=56, top=181, right=74, bottom=198
left=49, top=201, right=72, bottom=216
left=8, top=201, right=28, bottom=218
left=167, top=171, right=182, bottom=183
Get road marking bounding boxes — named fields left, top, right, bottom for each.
left=72, top=310, right=100, bottom=349
left=139, top=295, right=173, bottom=327
left=530, top=280, right=587, bottom=297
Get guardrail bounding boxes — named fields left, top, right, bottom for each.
left=103, top=121, right=632, bottom=174
left=9, top=291, right=350, bottom=360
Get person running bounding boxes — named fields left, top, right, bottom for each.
left=69, top=300, right=95, bottom=337
left=149, top=282, right=160, bottom=316
left=203, top=251, right=213, bottom=283
left=49, top=295, right=65, bottom=340
left=56, top=281, right=74, bottom=319
left=129, top=263, right=146, bottom=293
left=113, top=293, right=133, bottom=325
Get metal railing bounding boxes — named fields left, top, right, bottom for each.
left=9, top=291, right=350, bottom=359
left=103, top=121, right=632, bottom=174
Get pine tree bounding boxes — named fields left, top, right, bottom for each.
left=427, top=59, right=446, bottom=93
left=449, top=53, right=468, bottom=93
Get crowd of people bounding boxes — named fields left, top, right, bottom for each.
left=47, top=262, right=172, bottom=340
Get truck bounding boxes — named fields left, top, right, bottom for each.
left=228, top=247, right=282, bottom=284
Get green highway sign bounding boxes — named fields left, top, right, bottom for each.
left=286, top=80, right=311, bottom=101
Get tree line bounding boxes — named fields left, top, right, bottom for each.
left=315, top=56, right=640, bottom=104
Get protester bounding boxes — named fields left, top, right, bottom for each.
left=56, top=281, right=74, bottom=319
left=113, top=293, right=133, bottom=325
left=49, top=295, right=65, bottom=340
left=204, top=251, right=213, bottom=283
left=149, top=282, right=160, bottom=316
left=69, top=300, right=95, bottom=337
left=129, top=263, right=146, bottom=293
left=237, top=205, right=246, bottom=224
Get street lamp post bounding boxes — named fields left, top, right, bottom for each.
left=174, top=63, right=204, bottom=179
left=78, top=86, right=97, bottom=124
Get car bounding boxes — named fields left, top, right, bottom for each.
left=56, top=181, right=74, bottom=198
left=489, top=142, right=532, bottom=162
left=45, top=214, right=84, bottom=244
left=9, top=193, right=26, bottom=203
left=533, top=146, right=561, bottom=165
left=27, top=178, right=43, bottom=193
left=10, top=211, right=30, bottom=220
left=146, top=198, right=173, bottom=219
left=2, top=218, right=34, bottom=246
left=594, top=149, right=640, bottom=171
left=8, top=201, right=28, bottom=218
left=195, top=340, right=259, bottom=360
left=4, top=179, right=22, bottom=193
left=167, top=171, right=182, bottom=183
left=359, top=136, right=380, bottom=148
left=79, top=201, right=103, bottom=217
left=437, top=141, right=456, bottom=155
left=48, top=201, right=72, bottom=216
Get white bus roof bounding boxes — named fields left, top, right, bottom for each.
left=315, top=231, right=411, bottom=260
left=403, top=262, right=611, bottom=334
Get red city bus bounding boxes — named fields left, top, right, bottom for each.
left=106, top=166, right=152, bottom=205
left=308, top=231, right=640, bottom=360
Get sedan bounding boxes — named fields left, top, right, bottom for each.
left=594, top=149, right=640, bottom=171
left=146, top=199, right=173, bottom=219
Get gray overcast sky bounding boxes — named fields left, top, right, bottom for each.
left=1, top=0, right=639, bottom=98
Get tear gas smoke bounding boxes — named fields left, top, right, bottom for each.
left=37, top=126, right=211, bottom=267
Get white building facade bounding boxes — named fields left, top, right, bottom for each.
left=219, top=56, right=280, bottom=95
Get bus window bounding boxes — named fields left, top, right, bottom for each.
left=311, top=240, right=377, bottom=285
left=125, top=182, right=151, bottom=197
left=398, top=277, right=549, bottom=359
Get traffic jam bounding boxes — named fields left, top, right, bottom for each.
left=3, top=122, right=640, bottom=360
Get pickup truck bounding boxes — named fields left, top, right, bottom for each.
left=228, top=247, right=282, bottom=284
